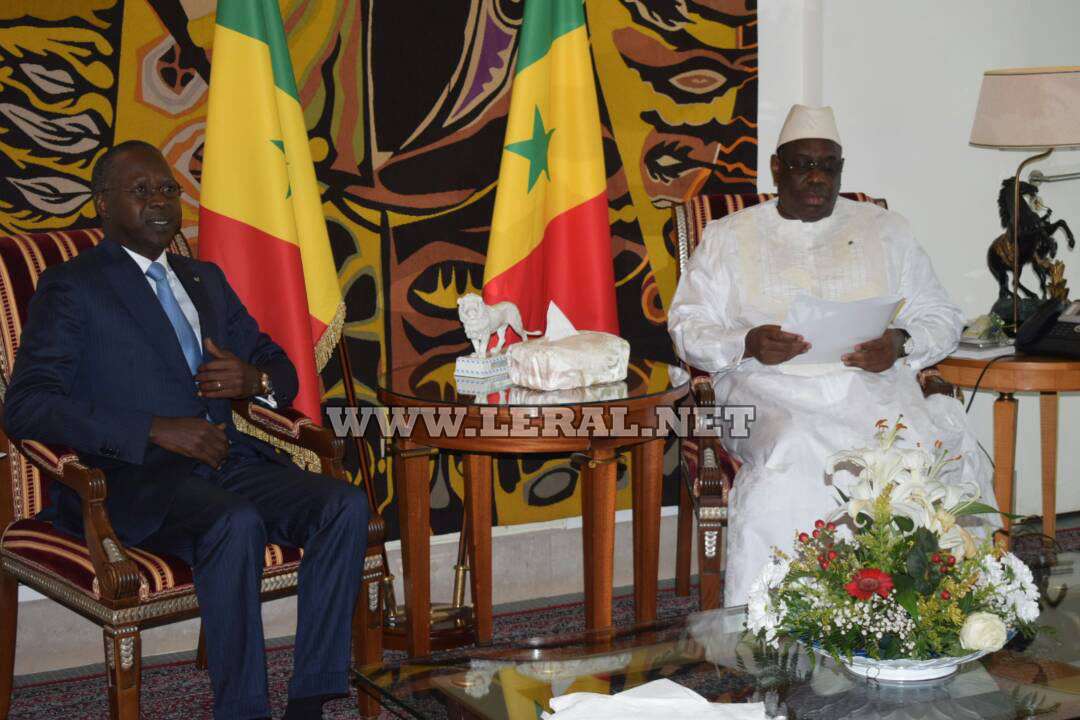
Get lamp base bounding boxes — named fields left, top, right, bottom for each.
left=991, top=296, right=1041, bottom=337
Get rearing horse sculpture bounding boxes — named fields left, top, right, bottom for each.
left=988, top=178, right=1075, bottom=299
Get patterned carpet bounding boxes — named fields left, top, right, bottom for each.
left=8, top=586, right=700, bottom=720
left=8, top=526, right=1077, bottom=719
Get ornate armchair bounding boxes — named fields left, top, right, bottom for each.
left=668, top=192, right=953, bottom=610
left=0, top=229, right=386, bottom=719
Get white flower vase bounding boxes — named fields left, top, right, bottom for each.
left=808, top=645, right=993, bottom=683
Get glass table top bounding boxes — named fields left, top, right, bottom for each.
left=378, top=354, right=685, bottom=407
left=354, top=589, right=1080, bottom=720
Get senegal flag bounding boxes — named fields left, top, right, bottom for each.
left=198, top=0, right=344, bottom=423
left=483, top=0, right=618, bottom=338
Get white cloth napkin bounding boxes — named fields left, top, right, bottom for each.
left=541, top=678, right=766, bottom=720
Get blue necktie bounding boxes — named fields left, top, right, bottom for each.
left=146, top=262, right=202, bottom=375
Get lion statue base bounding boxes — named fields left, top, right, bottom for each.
left=454, top=352, right=511, bottom=379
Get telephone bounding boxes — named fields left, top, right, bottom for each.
left=1016, top=298, right=1080, bottom=357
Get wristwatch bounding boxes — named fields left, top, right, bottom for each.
left=895, top=329, right=913, bottom=358
left=259, top=371, right=273, bottom=396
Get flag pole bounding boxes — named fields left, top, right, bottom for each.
left=335, top=341, right=377, bottom=508
left=335, top=342, right=471, bottom=633
left=333, top=343, right=399, bottom=620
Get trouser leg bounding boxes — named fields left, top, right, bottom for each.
left=220, top=460, right=369, bottom=701
left=139, top=477, right=271, bottom=720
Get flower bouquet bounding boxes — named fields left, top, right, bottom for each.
left=746, top=418, right=1039, bottom=682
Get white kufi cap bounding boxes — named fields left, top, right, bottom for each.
left=777, top=104, right=841, bottom=148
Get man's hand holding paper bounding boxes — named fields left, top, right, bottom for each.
left=780, top=294, right=904, bottom=366
left=842, top=328, right=908, bottom=372
left=744, top=325, right=810, bottom=365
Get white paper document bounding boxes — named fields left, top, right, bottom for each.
left=542, top=679, right=765, bottom=720
left=782, top=294, right=903, bottom=364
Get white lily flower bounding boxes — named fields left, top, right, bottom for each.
left=889, top=495, right=936, bottom=531
left=938, top=524, right=977, bottom=561
left=927, top=477, right=981, bottom=513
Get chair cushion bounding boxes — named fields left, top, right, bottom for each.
left=1, top=518, right=302, bottom=602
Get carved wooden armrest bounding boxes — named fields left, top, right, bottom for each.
left=682, top=368, right=730, bottom=509
left=231, top=400, right=346, bottom=478
left=16, top=439, right=142, bottom=603
left=689, top=372, right=715, bottom=407
left=695, top=438, right=731, bottom=510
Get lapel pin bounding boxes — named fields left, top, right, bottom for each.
left=193, top=274, right=201, bottom=282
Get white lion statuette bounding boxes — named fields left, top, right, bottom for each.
left=457, top=293, right=540, bottom=357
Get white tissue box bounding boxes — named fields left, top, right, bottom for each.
left=505, top=381, right=627, bottom=405
left=508, top=331, right=630, bottom=391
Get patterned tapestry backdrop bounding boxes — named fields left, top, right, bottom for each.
left=0, top=0, right=756, bottom=539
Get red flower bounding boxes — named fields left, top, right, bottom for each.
left=845, top=568, right=894, bottom=600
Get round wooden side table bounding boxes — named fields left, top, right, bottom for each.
left=935, top=353, right=1080, bottom=545
left=377, top=357, right=688, bottom=657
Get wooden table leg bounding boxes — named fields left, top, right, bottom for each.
left=581, top=446, right=617, bottom=630
left=993, top=392, right=1018, bottom=544
left=396, top=440, right=432, bottom=657
left=1040, top=392, right=1058, bottom=549
left=632, top=439, right=662, bottom=623
left=464, top=453, right=493, bottom=643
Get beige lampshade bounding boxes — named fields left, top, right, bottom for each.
left=970, top=66, right=1080, bottom=149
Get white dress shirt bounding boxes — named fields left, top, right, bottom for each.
left=122, top=246, right=276, bottom=406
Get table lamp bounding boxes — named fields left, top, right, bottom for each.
left=969, top=66, right=1080, bottom=332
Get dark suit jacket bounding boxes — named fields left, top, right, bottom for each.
left=3, top=237, right=300, bottom=544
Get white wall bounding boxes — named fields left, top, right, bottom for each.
left=759, top=0, right=1080, bottom=517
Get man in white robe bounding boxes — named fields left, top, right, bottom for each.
left=667, top=105, right=996, bottom=606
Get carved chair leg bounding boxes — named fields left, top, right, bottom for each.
left=195, top=624, right=207, bottom=671
left=353, top=560, right=383, bottom=719
left=0, top=571, right=18, bottom=720
left=697, top=521, right=723, bottom=611
left=675, top=466, right=693, bottom=597
left=103, top=626, right=141, bottom=720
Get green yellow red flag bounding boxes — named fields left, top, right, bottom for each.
left=483, top=0, right=618, bottom=338
left=198, top=0, right=343, bottom=422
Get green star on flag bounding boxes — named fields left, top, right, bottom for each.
left=505, top=106, right=554, bottom=192
left=483, top=0, right=618, bottom=347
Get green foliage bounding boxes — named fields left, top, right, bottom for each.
left=905, top=527, right=941, bottom=595
left=894, top=587, right=919, bottom=622
left=749, top=417, right=1041, bottom=663
left=953, top=500, right=1023, bottom=521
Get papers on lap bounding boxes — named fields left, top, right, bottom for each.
left=782, top=294, right=904, bottom=364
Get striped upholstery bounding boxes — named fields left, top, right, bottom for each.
left=0, top=229, right=192, bottom=521
left=0, top=230, right=104, bottom=519
left=2, top=519, right=301, bottom=601
left=0, top=230, right=302, bottom=601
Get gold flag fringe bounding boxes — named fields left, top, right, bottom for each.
left=313, top=301, right=345, bottom=373
left=232, top=411, right=322, bottom=473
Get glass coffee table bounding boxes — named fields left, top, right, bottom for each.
left=355, top=594, right=1080, bottom=719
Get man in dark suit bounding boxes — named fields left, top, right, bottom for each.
left=3, top=140, right=367, bottom=720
